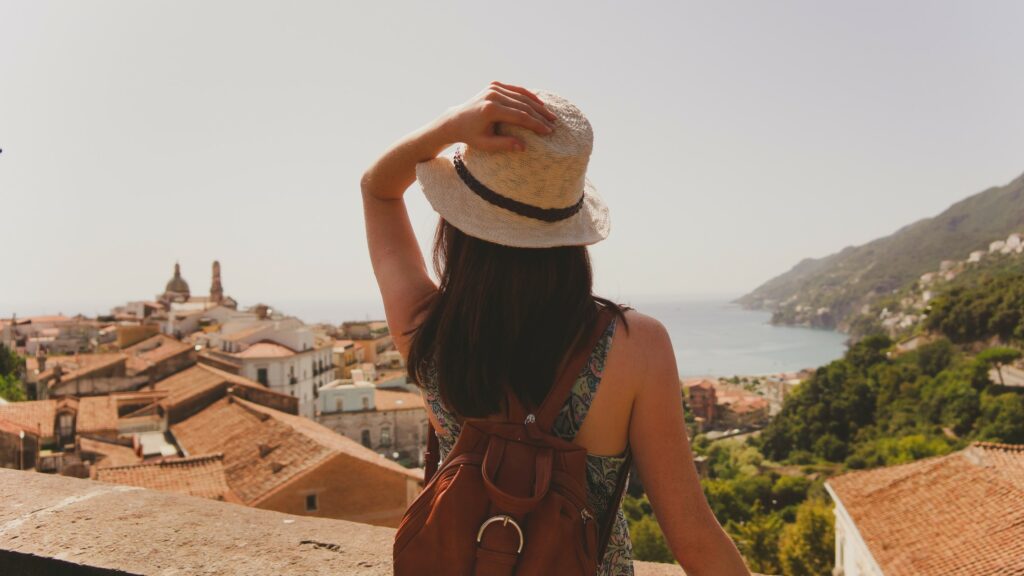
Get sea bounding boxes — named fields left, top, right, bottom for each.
left=4, top=295, right=848, bottom=378
left=271, top=296, right=849, bottom=378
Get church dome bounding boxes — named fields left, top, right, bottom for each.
left=163, top=262, right=191, bottom=301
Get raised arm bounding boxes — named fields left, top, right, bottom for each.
left=628, top=315, right=752, bottom=575
left=361, top=82, right=556, bottom=357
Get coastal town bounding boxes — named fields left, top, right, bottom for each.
left=2, top=260, right=1023, bottom=575
left=0, top=260, right=795, bottom=500
left=0, top=262, right=429, bottom=527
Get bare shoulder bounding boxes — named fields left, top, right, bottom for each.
left=610, top=308, right=677, bottom=392
left=617, top=308, right=669, bottom=342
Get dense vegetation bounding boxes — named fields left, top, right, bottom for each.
left=0, top=344, right=25, bottom=402
left=755, top=335, right=1024, bottom=468
left=736, top=173, right=1024, bottom=331
left=623, top=439, right=835, bottom=575
left=926, top=272, right=1024, bottom=343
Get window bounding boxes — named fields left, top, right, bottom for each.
left=57, top=413, right=74, bottom=438
left=256, top=368, right=268, bottom=386
left=305, top=493, right=318, bottom=512
left=362, top=396, right=370, bottom=410
left=335, top=398, right=343, bottom=412
left=361, top=429, right=371, bottom=447
left=380, top=427, right=391, bottom=446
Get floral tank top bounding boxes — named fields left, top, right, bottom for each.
left=420, top=315, right=634, bottom=576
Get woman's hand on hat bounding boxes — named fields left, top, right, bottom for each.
left=439, top=82, right=558, bottom=153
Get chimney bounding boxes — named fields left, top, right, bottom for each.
left=36, top=347, right=47, bottom=373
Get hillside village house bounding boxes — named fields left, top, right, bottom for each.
left=341, top=320, right=393, bottom=366
left=681, top=378, right=769, bottom=431
left=715, top=385, right=770, bottom=429
left=1, top=315, right=111, bottom=356
left=197, top=317, right=333, bottom=419
left=22, top=334, right=195, bottom=401
left=0, top=391, right=169, bottom=473
left=826, top=442, right=1024, bottom=576
left=1, top=361, right=421, bottom=528
left=332, top=339, right=365, bottom=379
left=170, top=394, right=421, bottom=526
left=682, top=378, right=717, bottom=432
left=316, top=381, right=428, bottom=467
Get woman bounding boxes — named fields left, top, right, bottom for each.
left=361, top=82, right=751, bottom=575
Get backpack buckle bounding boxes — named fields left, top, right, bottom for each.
left=476, top=514, right=524, bottom=554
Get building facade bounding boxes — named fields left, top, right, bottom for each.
left=316, top=386, right=428, bottom=468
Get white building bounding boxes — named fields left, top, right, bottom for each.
left=198, top=319, right=333, bottom=419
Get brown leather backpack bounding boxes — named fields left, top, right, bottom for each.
left=393, top=305, right=632, bottom=575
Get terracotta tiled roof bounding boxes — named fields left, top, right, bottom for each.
left=23, top=315, right=72, bottom=324
left=170, top=397, right=334, bottom=504
left=76, top=396, right=121, bottom=436
left=0, top=401, right=54, bottom=437
left=374, top=389, right=423, bottom=412
left=717, top=393, right=768, bottom=413
left=234, top=342, right=296, bottom=359
left=827, top=441, right=1024, bottom=575
left=235, top=398, right=420, bottom=480
left=170, top=396, right=419, bottom=505
left=681, top=378, right=717, bottom=390
left=149, top=364, right=275, bottom=413
left=79, top=437, right=141, bottom=468
left=0, top=395, right=120, bottom=439
left=123, top=334, right=192, bottom=366
left=0, top=418, right=37, bottom=437
left=95, top=454, right=234, bottom=501
left=27, top=353, right=127, bottom=382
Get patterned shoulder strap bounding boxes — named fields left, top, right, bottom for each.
left=553, top=312, right=619, bottom=438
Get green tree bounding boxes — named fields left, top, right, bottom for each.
left=703, top=478, right=749, bottom=526
left=779, top=498, right=834, bottom=576
left=976, top=347, right=1022, bottom=387
left=0, top=344, right=23, bottom=378
left=728, top=505, right=783, bottom=575
left=630, top=514, right=674, bottom=563
left=916, top=338, right=954, bottom=376
left=771, top=475, right=811, bottom=510
left=976, top=392, right=1024, bottom=443
left=0, top=373, right=26, bottom=402
left=622, top=493, right=652, bottom=523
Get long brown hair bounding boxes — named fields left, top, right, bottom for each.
left=405, top=218, right=630, bottom=418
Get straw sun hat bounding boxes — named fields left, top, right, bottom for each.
left=416, top=90, right=610, bottom=248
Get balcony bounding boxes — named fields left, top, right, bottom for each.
left=0, top=468, right=692, bottom=575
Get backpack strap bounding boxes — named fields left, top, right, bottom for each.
left=534, top=305, right=615, bottom=432
left=423, top=424, right=440, bottom=484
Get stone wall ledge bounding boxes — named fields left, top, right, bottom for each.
left=0, top=468, right=687, bottom=575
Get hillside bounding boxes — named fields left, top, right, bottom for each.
left=736, top=172, right=1024, bottom=331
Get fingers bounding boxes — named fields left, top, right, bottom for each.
left=490, top=81, right=557, bottom=121
left=489, top=91, right=554, bottom=132
left=488, top=105, right=552, bottom=137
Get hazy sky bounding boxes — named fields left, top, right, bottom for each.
left=3, top=1, right=1023, bottom=320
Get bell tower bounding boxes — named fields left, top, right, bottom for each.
left=210, top=260, right=224, bottom=304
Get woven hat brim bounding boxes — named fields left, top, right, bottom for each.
left=416, top=154, right=610, bottom=248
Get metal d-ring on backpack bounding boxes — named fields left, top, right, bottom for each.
left=393, top=305, right=632, bottom=576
